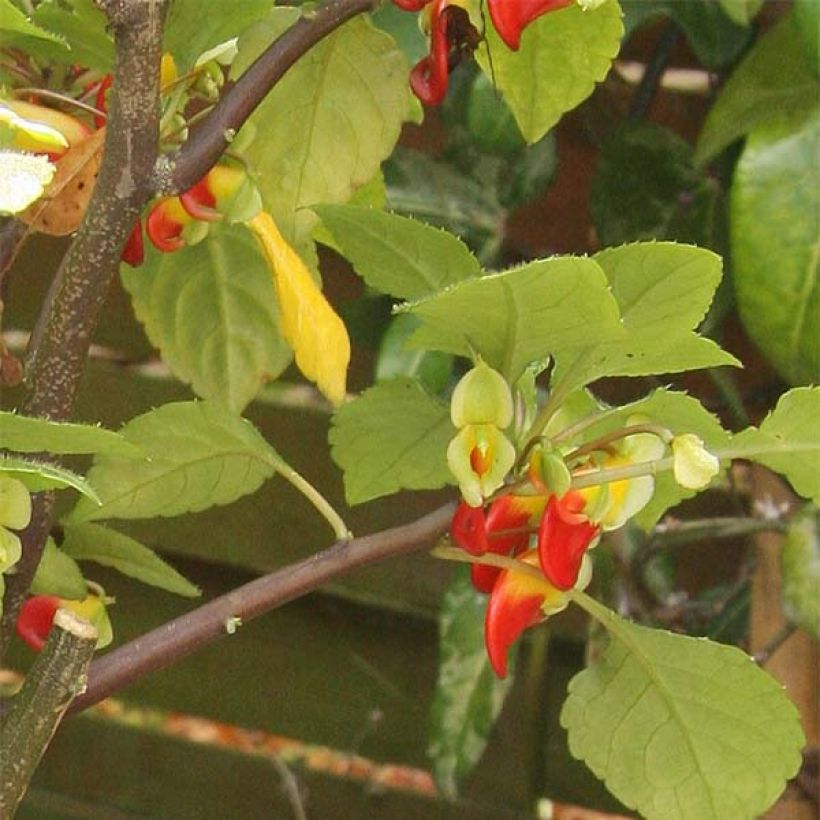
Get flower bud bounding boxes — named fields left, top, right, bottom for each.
left=672, top=433, right=719, bottom=490
left=447, top=424, right=515, bottom=507
left=450, top=361, right=513, bottom=428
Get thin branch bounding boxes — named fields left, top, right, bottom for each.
left=158, top=0, right=377, bottom=195
left=70, top=502, right=455, bottom=713
left=0, top=609, right=98, bottom=817
left=0, top=0, right=170, bottom=661
left=628, top=21, right=680, bottom=121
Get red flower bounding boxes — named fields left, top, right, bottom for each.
left=410, top=0, right=450, bottom=105
left=16, top=595, right=61, bottom=651
left=488, top=0, right=573, bottom=51
left=537, top=491, right=599, bottom=590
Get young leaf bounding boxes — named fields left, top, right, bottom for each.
left=731, top=112, right=820, bottom=385
left=728, top=387, right=820, bottom=505
left=551, top=242, right=738, bottom=402
left=562, top=594, right=805, bottom=820
left=29, top=537, right=86, bottom=600
left=235, top=11, right=410, bottom=244
left=62, top=523, right=200, bottom=598
left=313, top=205, right=480, bottom=300
left=67, top=401, right=279, bottom=523
left=780, top=506, right=820, bottom=639
left=0, top=455, right=99, bottom=502
left=428, top=567, right=515, bottom=798
left=695, top=13, right=819, bottom=166
left=122, top=223, right=292, bottom=414
left=403, top=256, right=624, bottom=383
left=329, top=378, right=453, bottom=505
left=476, top=0, right=623, bottom=143
left=0, top=411, right=141, bottom=458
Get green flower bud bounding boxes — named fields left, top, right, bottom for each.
left=0, top=475, right=32, bottom=530
left=536, top=449, right=572, bottom=497
left=671, top=434, right=719, bottom=490
left=447, top=423, right=515, bottom=507
left=451, top=361, right=513, bottom=428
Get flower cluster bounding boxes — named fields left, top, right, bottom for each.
left=393, top=0, right=583, bottom=105
left=445, top=363, right=720, bottom=677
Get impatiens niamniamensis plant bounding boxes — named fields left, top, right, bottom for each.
left=0, top=0, right=817, bottom=817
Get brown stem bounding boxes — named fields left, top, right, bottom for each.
left=71, top=502, right=454, bottom=713
left=157, top=0, right=377, bottom=194
left=0, top=0, right=170, bottom=661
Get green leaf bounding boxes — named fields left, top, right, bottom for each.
left=164, top=0, right=274, bottom=71
left=562, top=594, right=805, bottom=820
left=714, top=0, right=764, bottom=26
left=67, top=401, right=279, bottom=523
left=695, top=14, right=819, bottom=166
left=121, top=223, right=291, bottom=414
left=376, top=314, right=454, bottom=395
left=731, top=111, right=820, bottom=385
left=0, top=455, right=99, bottom=502
left=403, top=256, right=624, bottom=383
left=0, top=411, right=141, bottom=458
left=793, top=0, right=820, bottom=75
left=314, top=205, right=480, bottom=300
left=780, top=506, right=820, bottom=639
left=551, top=243, right=738, bottom=402
left=329, top=378, right=453, bottom=505
left=235, top=10, right=410, bottom=244
left=592, top=123, right=717, bottom=247
left=30, top=537, right=86, bottom=600
left=62, top=522, right=200, bottom=598
left=384, top=147, right=504, bottom=262
left=428, top=567, right=514, bottom=798
left=728, top=387, right=820, bottom=505
left=0, top=0, right=65, bottom=43
left=32, top=0, right=113, bottom=71
left=477, top=0, right=623, bottom=143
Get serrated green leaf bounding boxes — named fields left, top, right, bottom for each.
left=0, top=0, right=65, bottom=43
left=121, top=223, right=291, bottom=414
left=311, top=170, right=386, bottom=252
left=384, top=147, right=504, bottom=261
left=476, top=0, right=623, bottom=143
left=428, top=567, right=514, bottom=798
left=235, top=11, right=409, bottom=244
left=551, top=243, right=738, bottom=403
left=592, top=123, right=717, bottom=247
left=67, top=401, right=279, bottom=523
left=314, top=205, right=480, bottom=300
left=0, top=411, right=141, bottom=458
left=731, top=111, right=820, bottom=385
left=0, top=455, right=99, bottom=502
left=404, top=256, right=624, bottom=383
left=562, top=594, right=804, bottom=820
left=329, top=378, right=453, bottom=504
left=164, top=0, right=274, bottom=71
left=695, top=14, right=819, bottom=166
left=30, top=537, right=86, bottom=600
left=728, top=387, right=820, bottom=505
left=62, top=522, right=200, bottom=598
left=32, top=0, right=113, bottom=71
left=780, top=506, right=820, bottom=638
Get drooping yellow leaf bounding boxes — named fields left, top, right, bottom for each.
left=248, top=211, right=350, bottom=405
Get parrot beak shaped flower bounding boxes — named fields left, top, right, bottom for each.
left=672, top=433, right=720, bottom=490
left=179, top=164, right=248, bottom=222
left=447, top=424, right=516, bottom=508
left=409, top=0, right=450, bottom=105
left=484, top=549, right=568, bottom=677
left=537, top=491, right=599, bottom=590
left=121, top=219, right=145, bottom=267
left=16, top=591, right=113, bottom=652
left=146, top=196, right=192, bottom=252
left=488, top=0, right=573, bottom=50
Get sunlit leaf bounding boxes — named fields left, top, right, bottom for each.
left=329, top=378, right=453, bottom=504
left=562, top=595, right=805, bottom=820
left=67, top=401, right=279, bottom=523
left=30, top=537, right=86, bottom=600
left=0, top=150, right=54, bottom=215
left=0, top=455, right=99, bottom=502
